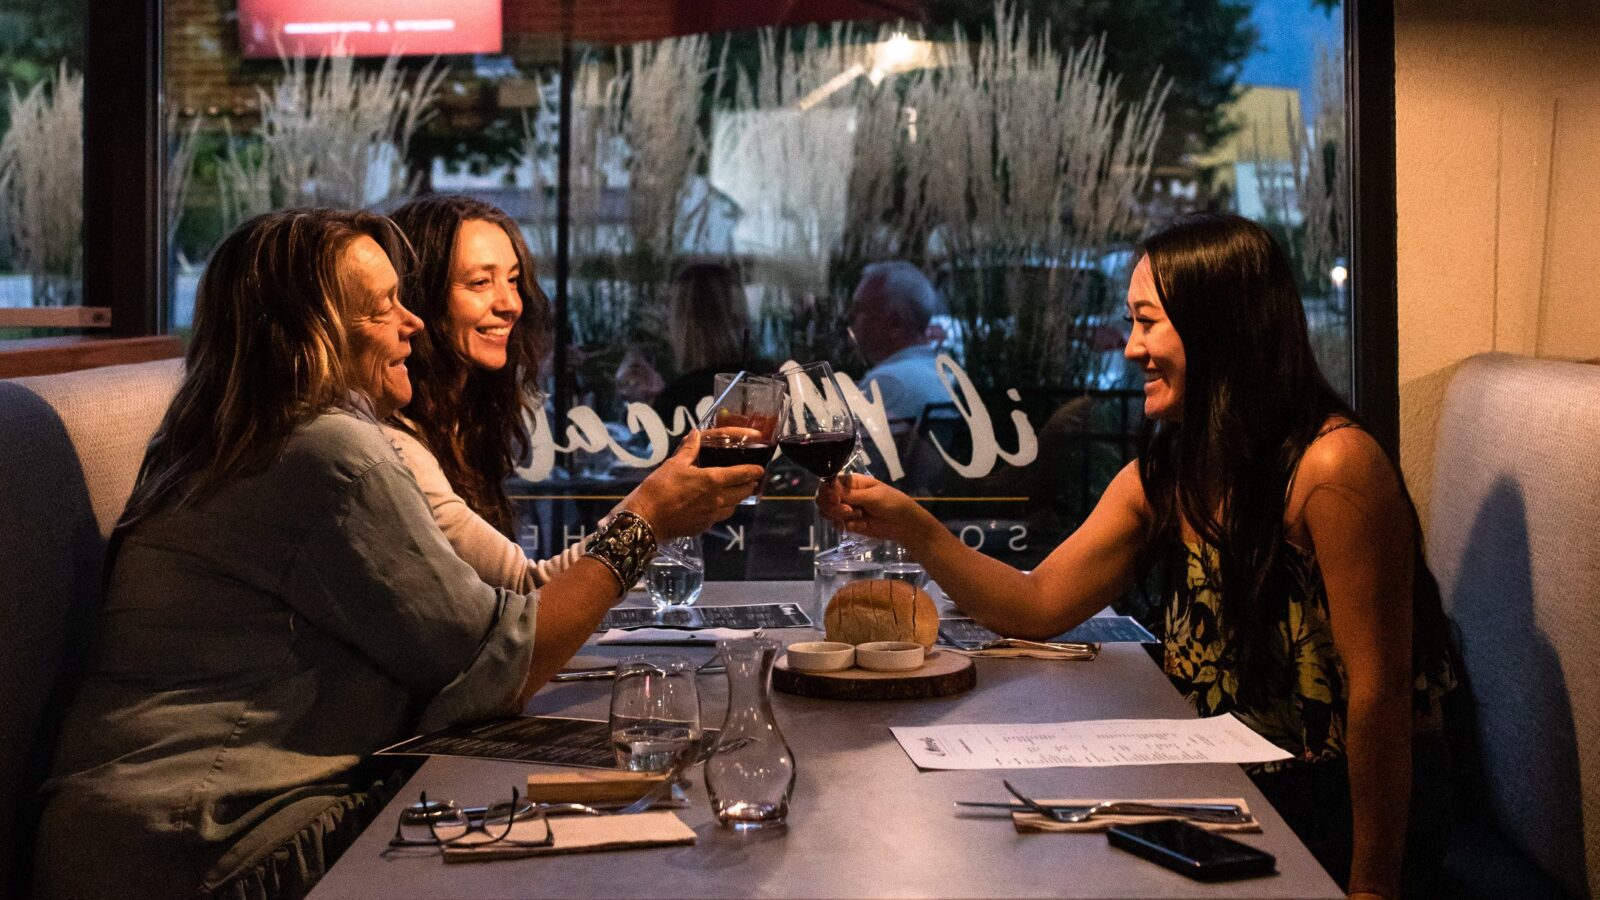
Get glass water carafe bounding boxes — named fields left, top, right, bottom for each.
left=704, top=637, right=795, bottom=830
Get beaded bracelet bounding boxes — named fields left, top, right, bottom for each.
left=583, top=509, right=657, bottom=595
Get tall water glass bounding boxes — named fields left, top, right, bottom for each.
left=609, top=655, right=702, bottom=773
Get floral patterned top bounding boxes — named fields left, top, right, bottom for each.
left=1163, top=538, right=1457, bottom=774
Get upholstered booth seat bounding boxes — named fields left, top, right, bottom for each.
left=1430, top=353, right=1600, bottom=899
left=0, top=359, right=182, bottom=899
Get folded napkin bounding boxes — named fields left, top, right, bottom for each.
left=442, top=810, right=695, bottom=862
left=1011, top=797, right=1259, bottom=834
left=597, top=627, right=753, bottom=645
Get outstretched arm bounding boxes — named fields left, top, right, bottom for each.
left=819, top=460, right=1153, bottom=639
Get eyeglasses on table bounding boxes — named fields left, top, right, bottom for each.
left=388, top=787, right=555, bottom=850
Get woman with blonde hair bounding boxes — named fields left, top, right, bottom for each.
left=34, top=208, right=748, bottom=900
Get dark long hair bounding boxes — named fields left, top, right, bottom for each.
left=388, top=195, right=550, bottom=537
left=121, top=208, right=410, bottom=531
left=1136, top=213, right=1450, bottom=707
left=669, top=263, right=748, bottom=372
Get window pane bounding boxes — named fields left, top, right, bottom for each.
left=159, top=0, right=1350, bottom=582
left=0, top=0, right=86, bottom=336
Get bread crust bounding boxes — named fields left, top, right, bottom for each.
left=823, top=579, right=939, bottom=649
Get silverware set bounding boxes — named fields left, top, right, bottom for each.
left=948, top=781, right=1250, bottom=825
left=939, top=633, right=1099, bottom=658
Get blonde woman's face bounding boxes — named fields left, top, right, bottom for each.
left=345, top=236, right=423, bottom=418
left=446, top=219, right=523, bottom=371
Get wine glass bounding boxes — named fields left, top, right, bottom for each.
left=778, top=361, right=878, bottom=558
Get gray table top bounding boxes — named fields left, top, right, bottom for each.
left=310, top=581, right=1341, bottom=899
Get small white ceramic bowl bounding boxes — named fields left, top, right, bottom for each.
left=786, top=641, right=856, bottom=672
left=854, top=641, right=925, bottom=672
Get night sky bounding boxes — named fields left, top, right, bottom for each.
left=1239, top=0, right=1344, bottom=118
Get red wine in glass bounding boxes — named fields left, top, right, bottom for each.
left=697, top=437, right=777, bottom=469
left=776, top=430, right=854, bottom=479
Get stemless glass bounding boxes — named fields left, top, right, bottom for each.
left=779, top=360, right=878, bottom=558
left=646, top=534, right=704, bottom=615
left=697, top=372, right=785, bottom=506
left=653, top=371, right=784, bottom=578
left=609, top=654, right=702, bottom=773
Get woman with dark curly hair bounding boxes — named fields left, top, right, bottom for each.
left=386, top=195, right=757, bottom=592
left=820, top=214, right=1458, bottom=900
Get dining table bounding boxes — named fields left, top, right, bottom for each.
left=308, top=580, right=1343, bottom=899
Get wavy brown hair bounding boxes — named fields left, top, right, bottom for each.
left=388, top=195, right=550, bottom=537
left=1135, top=213, right=1451, bottom=709
left=120, top=208, right=411, bottom=530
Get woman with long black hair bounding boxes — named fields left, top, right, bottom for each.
left=820, top=213, right=1456, bottom=899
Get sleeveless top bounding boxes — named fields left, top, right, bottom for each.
left=1160, top=423, right=1458, bottom=774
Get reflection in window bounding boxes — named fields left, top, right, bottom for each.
left=0, top=1, right=85, bottom=332
left=160, top=1, right=1349, bottom=579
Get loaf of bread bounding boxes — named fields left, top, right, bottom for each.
left=823, top=579, right=939, bottom=650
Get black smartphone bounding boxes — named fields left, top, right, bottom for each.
left=1106, top=820, right=1277, bottom=882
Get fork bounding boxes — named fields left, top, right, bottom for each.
left=1001, top=780, right=1248, bottom=825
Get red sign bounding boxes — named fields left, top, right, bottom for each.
left=238, top=0, right=502, bottom=58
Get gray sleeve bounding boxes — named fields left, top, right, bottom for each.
left=283, top=458, right=538, bottom=731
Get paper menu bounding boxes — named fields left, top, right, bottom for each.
left=889, top=714, right=1293, bottom=770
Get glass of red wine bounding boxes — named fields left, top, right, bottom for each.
left=655, top=372, right=784, bottom=573
left=778, top=361, right=878, bottom=558
left=696, top=372, right=784, bottom=506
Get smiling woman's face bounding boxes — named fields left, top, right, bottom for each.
left=345, top=235, right=423, bottom=418
left=446, top=219, right=523, bottom=371
left=1123, top=256, right=1186, bottom=422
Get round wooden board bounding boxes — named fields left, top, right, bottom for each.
left=772, top=649, right=975, bottom=700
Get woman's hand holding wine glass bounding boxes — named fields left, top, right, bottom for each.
left=779, top=361, right=879, bottom=557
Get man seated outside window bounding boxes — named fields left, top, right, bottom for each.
left=848, top=261, right=948, bottom=423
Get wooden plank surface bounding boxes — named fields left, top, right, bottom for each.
left=0, top=335, right=183, bottom=378
left=0, top=307, right=112, bottom=329
left=772, top=648, right=975, bottom=700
